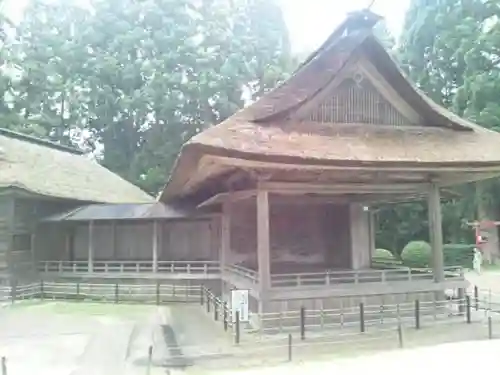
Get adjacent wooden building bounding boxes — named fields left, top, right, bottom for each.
left=0, top=128, right=152, bottom=283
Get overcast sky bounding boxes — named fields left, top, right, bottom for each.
left=3, top=0, right=410, bottom=53
left=281, top=0, right=410, bottom=52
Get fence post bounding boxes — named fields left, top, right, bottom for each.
left=156, top=281, right=160, bottom=306
left=206, top=291, right=211, bottom=313
left=359, top=302, right=365, bottom=333
left=1, top=356, right=6, bottom=375
left=474, top=286, right=479, bottom=311
left=200, top=286, right=204, bottom=305
left=146, top=345, right=153, bottom=375
left=76, top=282, right=80, bottom=299
left=457, top=287, right=465, bottom=314
left=300, top=306, right=306, bottom=340
left=488, top=314, right=493, bottom=339
left=10, top=280, right=16, bottom=304
left=288, top=334, right=292, bottom=362
left=466, top=295, right=471, bottom=324
left=223, top=302, right=228, bottom=331
left=114, top=283, right=119, bottom=304
left=40, top=279, right=44, bottom=300
left=214, top=299, right=218, bottom=321
left=397, top=322, right=404, bottom=348
left=415, top=299, right=420, bottom=329
left=235, top=311, right=240, bottom=345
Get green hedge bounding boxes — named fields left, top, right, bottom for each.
left=401, top=241, right=431, bottom=268
left=400, top=241, right=474, bottom=269
left=443, top=244, right=474, bottom=268
left=374, top=248, right=395, bottom=260
left=372, top=248, right=402, bottom=268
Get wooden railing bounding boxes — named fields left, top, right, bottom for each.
left=38, top=260, right=220, bottom=276
left=38, top=261, right=464, bottom=288
left=270, top=267, right=464, bottom=288
left=224, top=264, right=259, bottom=285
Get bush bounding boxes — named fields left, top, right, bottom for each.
left=443, top=244, right=474, bottom=268
left=401, top=241, right=432, bottom=268
left=372, top=248, right=401, bottom=268
left=374, top=248, right=396, bottom=260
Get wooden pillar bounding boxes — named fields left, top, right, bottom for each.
left=368, top=209, right=376, bottom=259
left=221, top=203, right=231, bottom=284
left=111, top=221, right=117, bottom=259
left=349, top=204, right=372, bottom=270
left=88, top=220, right=94, bottom=273
left=152, top=220, right=158, bottom=273
left=65, top=230, right=71, bottom=261
left=31, top=231, right=37, bottom=268
left=210, top=217, right=221, bottom=261
left=257, top=189, right=271, bottom=290
left=428, top=183, right=444, bottom=282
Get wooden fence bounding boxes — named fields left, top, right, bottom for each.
left=0, top=280, right=204, bottom=305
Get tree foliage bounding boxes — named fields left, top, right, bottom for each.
left=375, top=0, right=500, bottom=252
left=3, top=0, right=294, bottom=194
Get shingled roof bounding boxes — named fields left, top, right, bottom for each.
left=160, top=10, right=500, bottom=201
left=0, top=129, right=153, bottom=203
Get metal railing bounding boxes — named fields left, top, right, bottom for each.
left=270, top=266, right=464, bottom=288
left=38, top=260, right=220, bottom=276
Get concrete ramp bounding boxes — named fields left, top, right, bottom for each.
left=159, top=304, right=234, bottom=367
left=70, top=320, right=135, bottom=375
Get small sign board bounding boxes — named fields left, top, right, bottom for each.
left=230, top=289, right=249, bottom=323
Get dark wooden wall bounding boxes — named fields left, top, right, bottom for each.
left=228, top=201, right=354, bottom=272
left=5, top=194, right=79, bottom=281
left=36, top=219, right=218, bottom=262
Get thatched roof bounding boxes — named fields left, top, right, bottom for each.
left=160, top=10, right=500, bottom=201
left=0, top=129, right=152, bottom=203
left=42, top=202, right=204, bottom=222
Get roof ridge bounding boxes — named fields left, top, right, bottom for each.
left=0, top=128, right=84, bottom=155
left=295, top=9, right=382, bottom=74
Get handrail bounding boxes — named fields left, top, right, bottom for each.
left=270, top=266, right=464, bottom=288
left=38, top=261, right=464, bottom=289
left=225, top=264, right=259, bottom=284
left=38, top=260, right=220, bottom=275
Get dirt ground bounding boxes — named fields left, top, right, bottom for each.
left=209, top=338, right=500, bottom=375
left=0, top=300, right=236, bottom=375
left=0, top=301, right=169, bottom=375
left=1, top=271, right=500, bottom=375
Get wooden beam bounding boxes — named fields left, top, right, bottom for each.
left=197, top=190, right=257, bottom=208
left=428, top=183, right=444, bottom=282
left=260, top=181, right=428, bottom=195
left=257, top=189, right=271, bottom=290
left=182, top=156, right=234, bottom=194
left=202, top=155, right=500, bottom=174
left=438, top=172, right=500, bottom=187
left=268, top=193, right=427, bottom=205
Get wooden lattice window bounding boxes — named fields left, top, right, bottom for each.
left=303, top=77, right=413, bottom=125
